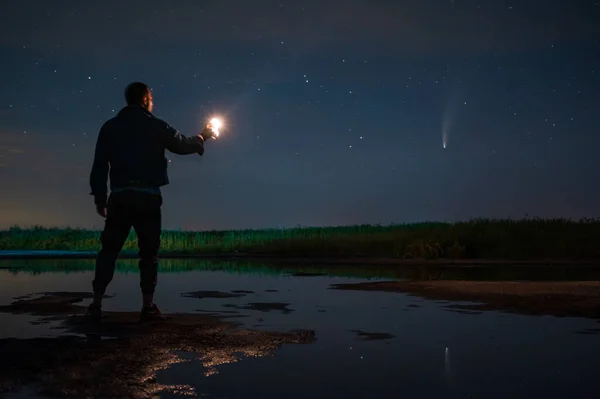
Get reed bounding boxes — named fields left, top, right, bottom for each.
left=1, top=218, right=599, bottom=260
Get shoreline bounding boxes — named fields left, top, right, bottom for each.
left=331, top=280, right=600, bottom=321
left=1, top=251, right=600, bottom=268
left=0, top=292, right=315, bottom=397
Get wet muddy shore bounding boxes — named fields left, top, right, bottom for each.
left=0, top=292, right=315, bottom=398
left=331, top=280, right=600, bottom=320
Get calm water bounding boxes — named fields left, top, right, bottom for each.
left=1, top=259, right=600, bottom=398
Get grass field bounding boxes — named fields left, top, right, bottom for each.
left=1, top=218, right=599, bottom=260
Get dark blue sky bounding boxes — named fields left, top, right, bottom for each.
left=1, top=1, right=599, bottom=230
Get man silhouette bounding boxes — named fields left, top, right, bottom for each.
left=87, top=82, right=218, bottom=322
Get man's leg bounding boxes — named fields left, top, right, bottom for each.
left=132, top=193, right=162, bottom=309
left=92, top=195, right=132, bottom=307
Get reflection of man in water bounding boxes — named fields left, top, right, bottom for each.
left=87, top=82, right=218, bottom=323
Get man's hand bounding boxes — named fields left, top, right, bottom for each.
left=96, top=204, right=107, bottom=218
left=200, top=124, right=218, bottom=141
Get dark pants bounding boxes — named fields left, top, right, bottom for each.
left=92, top=190, right=162, bottom=296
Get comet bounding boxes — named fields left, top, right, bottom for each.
left=442, top=113, right=451, bottom=149
left=442, top=83, right=461, bottom=150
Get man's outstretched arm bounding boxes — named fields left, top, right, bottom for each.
left=161, top=121, right=206, bottom=155
left=89, top=125, right=110, bottom=206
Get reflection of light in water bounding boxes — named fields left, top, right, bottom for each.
left=444, top=346, right=454, bottom=385
left=140, top=326, right=314, bottom=396
left=201, top=346, right=274, bottom=377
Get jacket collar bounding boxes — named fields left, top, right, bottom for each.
left=117, top=105, right=153, bottom=118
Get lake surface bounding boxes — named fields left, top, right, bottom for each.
left=1, top=259, right=600, bottom=398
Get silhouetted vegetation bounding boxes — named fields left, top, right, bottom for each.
left=4, top=258, right=600, bottom=282
left=1, top=218, right=599, bottom=260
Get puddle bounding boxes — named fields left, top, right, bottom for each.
left=1, top=259, right=600, bottom=398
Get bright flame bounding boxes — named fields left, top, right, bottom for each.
left=209, top=117, right=223, bottom=137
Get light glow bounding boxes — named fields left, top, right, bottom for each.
left=209, top=117, right=223, bottom=137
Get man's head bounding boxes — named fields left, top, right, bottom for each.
left=124, top=82, right=153, bottom=112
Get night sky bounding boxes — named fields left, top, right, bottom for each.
left=1, top=1, right=599, bottom=230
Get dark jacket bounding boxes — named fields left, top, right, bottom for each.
left=89, top=106, right=205, bottom=205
